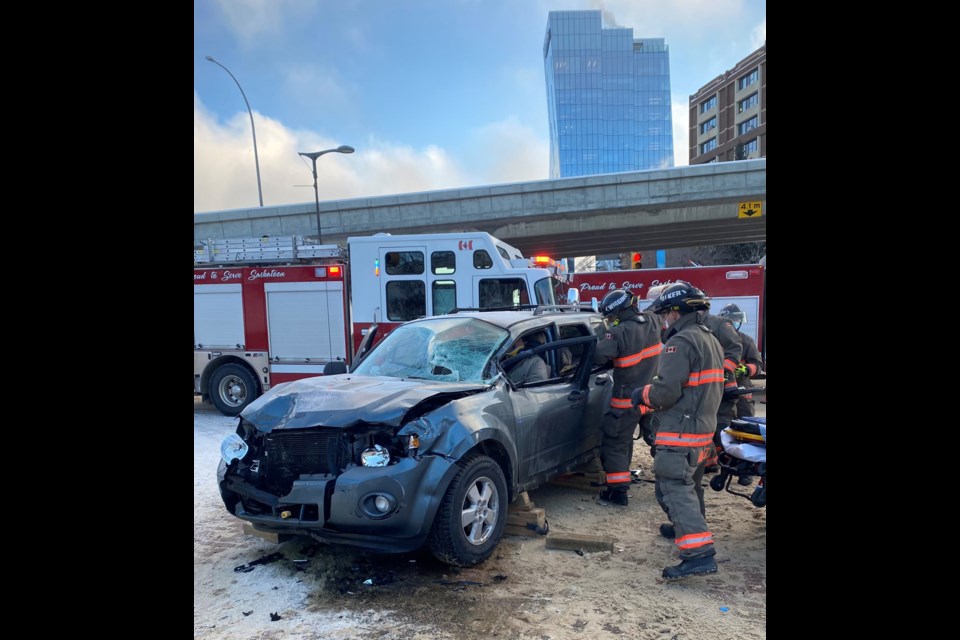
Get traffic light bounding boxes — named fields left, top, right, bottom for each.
left=631, top=252, right=642, bottom=269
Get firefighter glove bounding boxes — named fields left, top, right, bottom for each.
left=631, top=386, right=648, bottom=409
left=735, top=364, right=749, bottom=379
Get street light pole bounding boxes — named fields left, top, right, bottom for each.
left=205, top=56, right=264, bottom=207
left=297, top=146, right=355, bottom=243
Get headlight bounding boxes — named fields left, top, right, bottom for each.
left=360, top=444, right=390, bottom=467
left=220, top=433, right=249, bottom=463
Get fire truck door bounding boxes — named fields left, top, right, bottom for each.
left=379, top=246, right=428, bottom=322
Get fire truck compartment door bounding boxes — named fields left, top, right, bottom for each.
left=194, top=284, right=245, bottom=348
left=264, top=281, right=347, bottom=361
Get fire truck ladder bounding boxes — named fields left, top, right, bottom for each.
left=194, top=236, right=344, bottom=264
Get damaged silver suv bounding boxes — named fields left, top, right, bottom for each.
left=218, top=304, right=611, bottom=566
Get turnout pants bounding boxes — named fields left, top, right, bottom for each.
left=654, top=446, right=715, bottom=560
left=599, top=406, right=638, bottom=491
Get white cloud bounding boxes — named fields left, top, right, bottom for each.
left=751, top=17, right=766, bottom=49
left=464, top=117, right=550, bottom=185
left=541, top=0, right=745, bottom=35
left=195, top=93, right=486, bottom=212
left=280, top=63, right=353, bottom=114
left=212, top=0, right=315, bottom=41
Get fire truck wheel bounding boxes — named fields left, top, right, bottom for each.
left=210, top=364, right=259, bottom=416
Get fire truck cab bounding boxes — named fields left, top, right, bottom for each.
left=194, top=232, right=566, bottom=416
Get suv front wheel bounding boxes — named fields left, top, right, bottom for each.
left=428, top=453, right=507, bottom=567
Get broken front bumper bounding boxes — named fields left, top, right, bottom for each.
left=217, top=453, right=459, bottom=553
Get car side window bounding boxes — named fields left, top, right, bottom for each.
left=557, top=323, right=591, bottom=376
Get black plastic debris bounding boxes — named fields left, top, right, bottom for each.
left=437, top=579, right=483, bottom=588
left=493, top=575, right=508, bottom=582
left=242, top=611, right=253, bottom=617
left=270, top=612, right=282, bottom=621
left=233, top=552, right=285, bottom=573
left=575, top=549, right=585, bottom=556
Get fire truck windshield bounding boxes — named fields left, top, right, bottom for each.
left=535, top=278, right=557, bottom=305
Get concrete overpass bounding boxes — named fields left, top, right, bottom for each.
left=194, top=159, right=765, bottom=257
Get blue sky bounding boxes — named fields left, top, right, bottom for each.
left=194, top=0, right=765, bottom=212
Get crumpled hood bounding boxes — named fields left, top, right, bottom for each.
left=240, top=374, right=488, bottom=432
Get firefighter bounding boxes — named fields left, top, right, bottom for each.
left=636, top=284, right=669, bottom=449
left=632, top=282, right=724, bottom=580
left=718, top=302, right=765, bottom=487
left=593, top=289, right=662, bottom=506
left=718, top=303, right=764, bottom=418
left=695, top=290, right=743, bottom=471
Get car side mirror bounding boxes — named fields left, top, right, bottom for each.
left=323, top=361, right=347, bottom=375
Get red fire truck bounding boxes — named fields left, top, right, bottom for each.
left=194, top=233, right=568, bottom=415
left=569, top=264, right=765, bottom=355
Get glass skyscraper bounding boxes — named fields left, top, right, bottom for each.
left=543, top=10, right=674, bottom=178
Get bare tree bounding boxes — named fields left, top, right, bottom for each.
left=673, top=242, right=765, bottom=267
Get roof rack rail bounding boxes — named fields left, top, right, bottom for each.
left=447, top=304, right=539, bottom=314
left=532, top=304, right=596, bottom=316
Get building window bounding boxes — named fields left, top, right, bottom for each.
left=700, top=117, right=717, bottom=135
left=739, top=92, right=758, bottom=113
left=738, top=116, right=758, bottom=136
left=743, top=138, right=759, bottom=155
left=699, top=95, right=717, bottom=113
left=738, top=68, right=758, bottom=91
left=700, top=137, right=717, bottom=154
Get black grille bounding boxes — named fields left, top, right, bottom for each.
left=262, top=429, right=342, bottom=486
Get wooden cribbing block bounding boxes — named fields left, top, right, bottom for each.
left=505, top=524, right=542, bottom=537
left=545, top=532, right=616, bottom=553
left=506, top=507, right=545, bottom=528
left=510, top=491, right=535, bottom=511
left=548, top=474, right=602, bottom=491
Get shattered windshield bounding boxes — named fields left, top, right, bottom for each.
left=352, top=317, right=509, bottom=383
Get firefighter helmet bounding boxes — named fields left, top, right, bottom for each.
left=599, top=289, right=634, bottom=317
left=648, top=282, right=709, bottom=315
left=718, top=303, right=746, bottom=330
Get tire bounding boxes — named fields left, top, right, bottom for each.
left=709, top=474, right=725, bottom=492
left=210, top=364, right=259, bottom=416
left=751, top=484, right=766, bottom=508
left=428, top=454, right=507, bottom=567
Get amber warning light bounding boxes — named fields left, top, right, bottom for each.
left=329, top=266, right=342, bottom=277
left=531, top=256, right=553, bottom=265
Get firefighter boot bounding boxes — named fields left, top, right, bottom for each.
left=738, top=475, right=754, bottom=486
left=662, top=555, right=718, bottom=581
left=659, top=523, right=675, bottom=539
left=597, top=488, right=628, bottom=506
